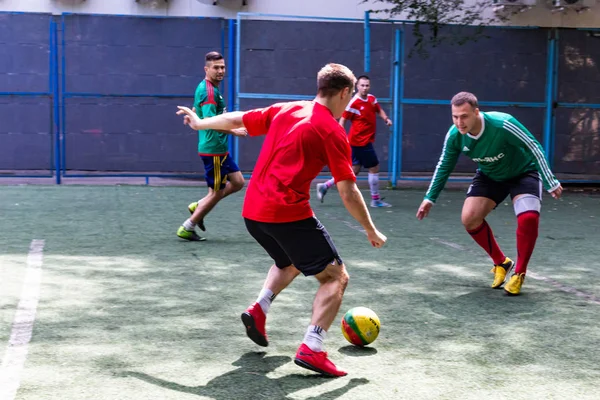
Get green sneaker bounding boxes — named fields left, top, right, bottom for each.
left=177, top=226, right=206, bottom=241
left=187, top=202, right=205, bottom=231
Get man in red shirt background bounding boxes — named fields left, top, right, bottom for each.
left=176, top=63, right=387, bottom=377
left=317, top=75, right=393, bottom=207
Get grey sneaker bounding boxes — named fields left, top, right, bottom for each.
left=316, top=183, right=328, bottom=203
left=370, top=199, right=392, bottom=208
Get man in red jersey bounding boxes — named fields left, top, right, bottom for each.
left=176, top=63, right=387, bottom=377
left=317, top=75, right=393, bottom=207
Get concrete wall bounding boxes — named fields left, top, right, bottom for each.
left=1, top=0, right=600, bottom=28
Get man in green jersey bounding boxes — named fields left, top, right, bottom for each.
left=416, top=92, right=563, bottom=295
left=177, top=52, right=247, bottom=241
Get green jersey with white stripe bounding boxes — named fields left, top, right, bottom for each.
left=195, top=79, right=228, bottom=155
left=425, top=111, right=560, bottom=203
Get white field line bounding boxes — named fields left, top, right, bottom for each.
left=0, top=239, right=45, bottom=400
left=430, top=237, right=600, bottom=305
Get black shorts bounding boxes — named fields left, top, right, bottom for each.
left=244, top=217, right=343, bottom=276
left=466, top=170, right=542, bottom=205
left=351, top=143, right=379, bottom=169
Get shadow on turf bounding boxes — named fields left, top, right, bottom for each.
left=121, top=351, right=368, bottom=399
left=338, top=345, right=378, bottom=356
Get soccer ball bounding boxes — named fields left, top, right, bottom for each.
left=341, top=307, right=380, bottom=346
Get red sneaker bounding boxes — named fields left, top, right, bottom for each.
left=294, top=343, right=347, bottom=377
left=241, top=303, right=268, bottom=347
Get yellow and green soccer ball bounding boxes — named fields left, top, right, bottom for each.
left=341, top=307, right=380, bottom=346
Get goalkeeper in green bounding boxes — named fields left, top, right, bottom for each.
left=416, top=92, right=563, bottom=296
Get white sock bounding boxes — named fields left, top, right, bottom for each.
left=323, top=178, right=336, bottom=189
left=182, top=219, right=195, bottom=231
left=256, top=288, right=276, bottom=314
left=303, top=325, right=327, bottom=352
left=368, top=173, right=380, bottom=200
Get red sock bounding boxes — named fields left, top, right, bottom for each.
left=515, top=211, right=540, bottom=275
left=467, top=220, right=506, bottom=265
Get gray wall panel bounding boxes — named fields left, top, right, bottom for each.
left=0, top=13, right=50, bottom=93
left=403, top=27, right=548, bottom=103
left=557, top=29, right=600, bottom=104
left=554, top=108, right=600, bottom=174
left=240, top=20, right=363, bottom=95
left=402, top=105, right=545, bottom=173
left=368, top=23, right=395, bottom=100
left=64, top=97, right=201, bottom=172
left=0, top=97, right=52, bottom=169
left=63, top=15, right=223, bottom=95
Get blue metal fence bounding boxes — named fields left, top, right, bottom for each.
left=1, top=11, right=600, bottom=184
left=60, top=14, right=225, bottom=181
left=235, top=12, right=397, bottom=181
left=0, top=13, right=56, bottom=181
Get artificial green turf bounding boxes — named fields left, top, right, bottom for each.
left=1, top=186, right=599, bottom=399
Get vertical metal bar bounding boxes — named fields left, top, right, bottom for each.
left=228, top=18, right=235, bottom=157
left=543, top=29, right=556, bottom=168
left=364, top=11, right=370, bottom=73
left=48, top=18, right=53, bottom=94
left=387, top=27, right=395, bottom=176
left=49, top=18, right=55, bottom=181
left=220, top=19, right=225, bottom=64
left=234, top=13, right=242, bottom=166
left=220, top=18, right=226, bottom=114
left=60, top=14, right=67, bottom=175
left=551, top=28, right=560, bottom=170
left=391, top=29, right=402, bottom=187
left=51, top=18, right=61, bottom=184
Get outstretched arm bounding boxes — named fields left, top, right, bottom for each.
left=177, top=106, right=246, bottom=134
left=503, top=117, right=562, bottom=198
left=337, top=179, right=386, bottom=248
left=378, top=108, right=392, bottom=126
left=417, top=130, right=460, bottom=219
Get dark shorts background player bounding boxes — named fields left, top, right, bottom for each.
left=176, top=63, right=387, bottom=377
left=416, top=92, right=563, bottom=296
left=177, top=51, right=246, bottom=242
left=317, top=75, right=393, bottom=208
left=200, top=154, right=240, bottom=192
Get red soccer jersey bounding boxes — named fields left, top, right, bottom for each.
left=342, top=94, right=381, bottom=147
left=241, top=101, right=356, bottom=223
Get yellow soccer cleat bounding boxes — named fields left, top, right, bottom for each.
left=504, top=273, right=526, bottom=296
left=176, top=225, right=206, bottom=242
left=188, top=201, right=198, bottom=214
left=490, top=257, right=514, bottom=289
left=187, top=202, right=205, bottom=231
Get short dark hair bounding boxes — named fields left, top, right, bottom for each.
left=317, top=63, right=356, bottom=97
left=451, top=92, right=478, bottom=109
left=356, top=75, right=370, bottom=83
left=205, top=51, right=224, bottom=64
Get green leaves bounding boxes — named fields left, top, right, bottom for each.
left=365, top=0, right=514, bottom=58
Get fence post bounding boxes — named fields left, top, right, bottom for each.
left=50, top=18, right=61, bottom=184
left=234, top=14, right=242, bottom=166
left=228, top=18, right=236, bottom=158
left=60, top=14, right=66, bottom=178
left=364, top=11, right=370, bottom=73
left=391, top=28, right=403, bottom=187
left=544, top=28, right=558, bottom=169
